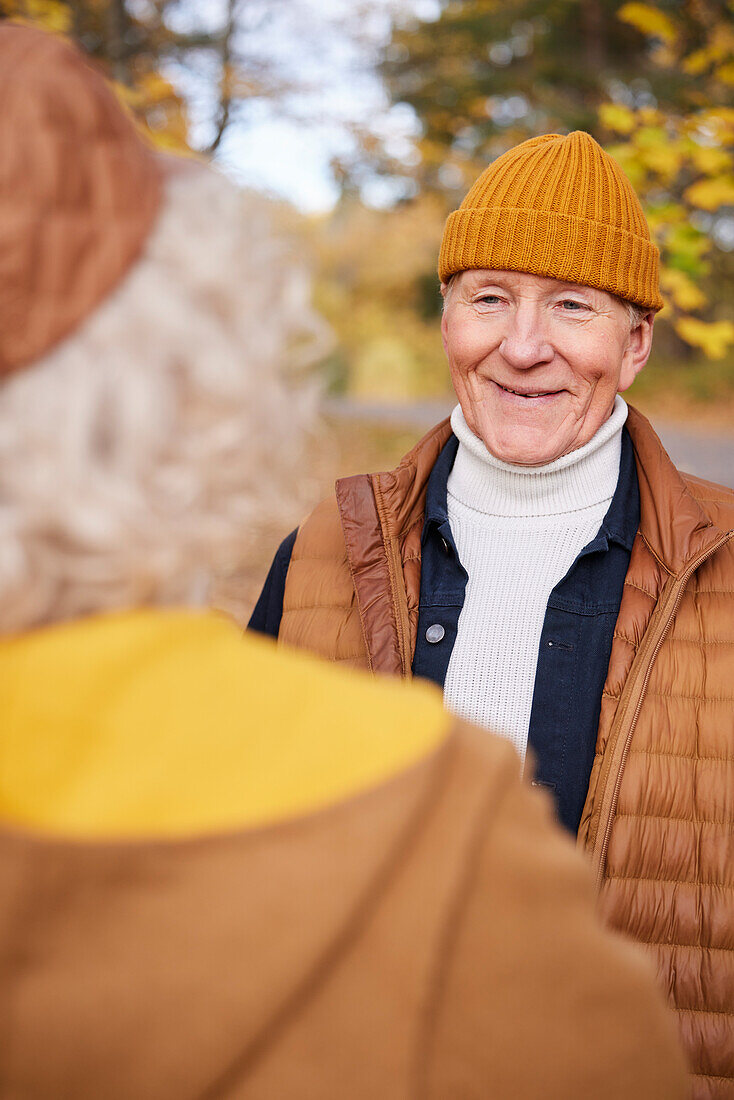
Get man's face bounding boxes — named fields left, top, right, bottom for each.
left=441, top=269, right=654, bottom=466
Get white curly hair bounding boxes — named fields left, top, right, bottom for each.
left=0, top=162, right=330, bottom=634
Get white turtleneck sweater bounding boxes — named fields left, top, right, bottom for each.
left=443, top=395, right=628, bottom=762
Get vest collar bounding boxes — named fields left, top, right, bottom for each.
left=335, top=419, right=452, bottom=676
left=625, top=406, right=727, bottom=575
left=335, top=405, right=727, bottom=675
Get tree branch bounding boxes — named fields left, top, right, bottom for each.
left=207, top=0, right=239, bottom=155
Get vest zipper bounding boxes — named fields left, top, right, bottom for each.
left=590, top=528, right=734, bottom=893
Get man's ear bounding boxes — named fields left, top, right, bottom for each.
left=619, top=313, right=655, bottom=392
left=440, top=306, right=449, bottom=354
left=440, top=281, right=452, bottom=353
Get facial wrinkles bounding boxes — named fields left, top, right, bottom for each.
left=459, top=278, right=624, bottom=347
left=461, top=287, right=556, bottom=377
left=443, top=270, right=640, bottom=463
left=467, top=342, right=601, bottom=440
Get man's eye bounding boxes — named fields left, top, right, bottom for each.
left=561, top=299, right=586, bottom=310
left=477, top=294, right=501, bottom=304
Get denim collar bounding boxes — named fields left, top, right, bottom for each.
left=422, top=433, right=458, bottom=544
left=423, top=426, right=639, bottom=553
left=584, top=427, right=639, bottom=554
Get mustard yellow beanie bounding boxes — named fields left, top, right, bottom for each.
left=439, top=131, right=663, bottom=311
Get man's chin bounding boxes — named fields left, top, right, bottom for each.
left=475, top=418, right=568, bottom=467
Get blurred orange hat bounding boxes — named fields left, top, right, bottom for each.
left=0, top=24, right=163, bottom=377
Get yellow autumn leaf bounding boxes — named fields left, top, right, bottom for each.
left=630, top=125, right=684, bottom=179
left=633, top=124, right=668, bottom=147
left=137, top=72, right=178, bottom=104
left=605, top=143, right=646, bottom=187
left=666, top=224, right=711, bottom=264
left=674, top=318, right=734, bottom=359
left=114, top=81, right=143, bottom=108
left=708, top=23, right=734, bottom=59
left=618, top=3, right=678, bottom=43
left=17, top=0, right=71, bottom=33
left=638, top=106, right=663, bottom=126
left=645, top=202, right=686, bottom=231
left=640, top=142, right=683, bottom=180
left=687, top=143, right=733, bottom=175
left=144, top=128, right=192, bottom=155
left=599, top=103, right=636, bottom=135
left=717, top=62, right=734, bottom=85
left=660, top=269, right=707, bottom=311
left=701, top=108, right=734, bottom=126
left=683, top=47, right=712, bottom=75
left=684, top=176, right=734, bottom=210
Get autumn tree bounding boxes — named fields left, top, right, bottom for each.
left=599, top=2, right=734, bottom=358
left=0, top=0, right=380, bottom=160
left=309, top=193, right=450, bottom=400
left=381, top=0, right=661, bottom=195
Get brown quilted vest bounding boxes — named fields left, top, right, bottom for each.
left=280, top=406, right=734, bottom=1099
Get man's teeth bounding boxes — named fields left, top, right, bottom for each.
left=501, top=384, right=552, bottom=397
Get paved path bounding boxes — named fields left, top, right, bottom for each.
left=654, top=422, right=733, bottom=488
left=324, top=397, right=733, bottom=488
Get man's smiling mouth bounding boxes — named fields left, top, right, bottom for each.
left=495, top=382, right=559, bottom=398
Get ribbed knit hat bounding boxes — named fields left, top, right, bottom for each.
left=439, top=131, right=663, bottom=311
left=0, top=24, right=163, bottom=377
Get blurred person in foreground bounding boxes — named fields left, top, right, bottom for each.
left=252, top=131, right=734, bottom=1094
left=0, top=24, right=690, bottom=1100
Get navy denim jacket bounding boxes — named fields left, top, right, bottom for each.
left=250, top=429, right=640, bottom=835
left=413, top=428, right=639, bottom=833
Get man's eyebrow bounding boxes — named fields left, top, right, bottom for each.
left=548, top=285, right=597, bottom=300
left=550, top=283, right=591, bottom=294
left=462, top=273, right=509, bottom=287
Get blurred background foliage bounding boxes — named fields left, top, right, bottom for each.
left=2, top=0, right=734, bottom=422
left=0, top=0, right=193, bottom=151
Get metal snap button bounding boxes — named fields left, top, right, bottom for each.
left=426, top=623, right=445, bottom=644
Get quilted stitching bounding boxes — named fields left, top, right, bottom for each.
left=598, top=535, right=734, bottom=1096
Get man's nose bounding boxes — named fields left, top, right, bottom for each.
left=499, top=308, right=554, bottom=370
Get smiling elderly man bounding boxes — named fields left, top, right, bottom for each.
left=251, top=131, right=734, bottom=1095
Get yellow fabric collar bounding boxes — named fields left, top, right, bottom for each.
left=0, top=609, right=448, bottom=839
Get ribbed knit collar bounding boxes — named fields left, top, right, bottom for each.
left=448, top=395, right=628, bottom=518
